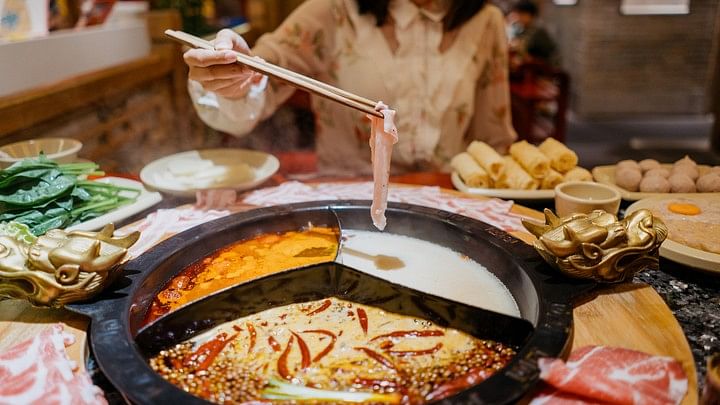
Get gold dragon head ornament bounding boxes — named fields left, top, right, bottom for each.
left=522, top=209, right=667, bottom=283
left=0, top=224, right=139, bottom=307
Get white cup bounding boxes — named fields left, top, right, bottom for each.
left=554, top=181, right=621, bottom=217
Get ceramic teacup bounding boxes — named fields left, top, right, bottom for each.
left=554, top=181, right=621, bottom=217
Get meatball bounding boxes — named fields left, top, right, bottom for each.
left=616, top=160, right=640, bottom=172
left=671, top=165, right=699, bottom=181
left=638, top=159, right=661, bottom=172
left=644, top=168, right=670, bottom=178
left=673, top=155, right=697, bottom=169
left=696, top=174, right=720, bottom=192
left=668, top=174, right=696, bottom=193
left=615, top=168, right=643, bottom=191
left=639, top=176, right=671, bottom=193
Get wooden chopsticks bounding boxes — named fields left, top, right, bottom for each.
left=165, top=29, right=384, bottom=118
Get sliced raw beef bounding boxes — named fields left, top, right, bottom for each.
left=368, top=101, right=398, bottom=231
left=531, top=346, right=687, bottom=405
left=0, top=324, right=107, bottom=405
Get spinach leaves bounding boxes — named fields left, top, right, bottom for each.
left=0, top=155, right=139, bottom=236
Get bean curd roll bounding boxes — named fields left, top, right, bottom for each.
left=563, top=167, right=593, bottom=182
left=540, top=168, right=564, bottom=190
left=538, top=138, right=578, bottom=173
left=509, top=141, right=550, bottom=179
left=451, top=153, right=491, bottom=188
left=500, top=156, right=539, bottom=190
left=467, top=141, right=505, bottom=180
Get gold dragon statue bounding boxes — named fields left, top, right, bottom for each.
left=522, top=209, right=667, bottom=283
left=0, top=224, right=139, bottom=307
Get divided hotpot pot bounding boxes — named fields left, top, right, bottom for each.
left=66, top=201, right=596, bottom=404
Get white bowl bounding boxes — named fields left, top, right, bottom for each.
left=0, top=138, right=83, bottom=167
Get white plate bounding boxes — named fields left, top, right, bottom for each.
left=451, top=171, right=555, bottom=200
left=626, top=196, right=720, bottom=273
left=66, top=177, right=162, bottom=232
left=140, top=149, right=280, bottom=197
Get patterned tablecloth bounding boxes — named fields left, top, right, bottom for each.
left=118, top=181, right=530, bottom=260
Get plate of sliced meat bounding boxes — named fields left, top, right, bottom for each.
left=0, top=323, right=107, bottom=405
left=531, top=345, right=688, bottom=404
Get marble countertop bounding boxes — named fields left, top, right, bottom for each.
left=636, top=261, right=720, bottom=391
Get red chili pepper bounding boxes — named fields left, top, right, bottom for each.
left=386, top=343, right=443, bottom=357
left=170, top=357, right=183, bottom=370
left=306, top=299, right=332, bottom=316
left=247, top=323, right=256, bottom=354
left=357, top=308, right=368, bottom=334
left=268, top=336, right=282, bottom=352
left=277, top=335, right=295, bottom=380
left=183, top=333, right=238, bottom=372
left=354, top=347, right=397, bottom=370
left=424, top=367, right=493, bottom=402
left=291, top=331, right=311, bottom=369
left=302, top=329, right=337, bottom=363
left=370, top=330, right=444, bottom=341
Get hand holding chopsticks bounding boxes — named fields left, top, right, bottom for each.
left=167, top=29, right=383, bottom=118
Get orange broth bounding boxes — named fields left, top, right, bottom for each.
left=145, top=227, right=339, bottom=324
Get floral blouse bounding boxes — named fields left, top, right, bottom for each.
left=189, top=0, right=517, bottom=175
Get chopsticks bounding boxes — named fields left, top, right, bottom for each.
left=165, top=29, right=384, bottom=118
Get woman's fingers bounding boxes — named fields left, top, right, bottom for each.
left=213, top=29, right=251, bottom=54
left=202, top=77, right=246, bottom=92
left=182, top=30, right=261, bottom=99
left=184, top=48, right=236, bottom=68
left=188, top=64, right=250, bottom=82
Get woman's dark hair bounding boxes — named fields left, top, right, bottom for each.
left=356, top=0, right=488, bottom=32
left=511, top=1, right=539, bottom=17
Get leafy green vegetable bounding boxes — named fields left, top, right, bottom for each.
left=0, top=170, right=75, bottom=207
left=0, top=154, right=140, bottom=236
left=0, top=221, right=37, bottom=245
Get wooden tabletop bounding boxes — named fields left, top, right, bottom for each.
left=0, top=177, right=698, bottom=404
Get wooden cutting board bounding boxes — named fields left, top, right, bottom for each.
left=0, top=191, right=698, bottom=404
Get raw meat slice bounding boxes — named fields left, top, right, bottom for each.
left=532, top=346, right=687, bottom=405
left=368, top=101, right=398, bottom=231
left=0, top=324, right=107, bottom=405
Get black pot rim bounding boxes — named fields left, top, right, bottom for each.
left=67, top=200, right=596, bottom=404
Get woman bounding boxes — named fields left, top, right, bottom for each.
left=185, top=0, right=516, bottom=175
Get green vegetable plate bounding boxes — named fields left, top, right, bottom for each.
left=65, top=177, right=162, bottom=231
left=0, top=155, right=162, bottom=235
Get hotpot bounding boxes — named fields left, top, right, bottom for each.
left=66, top=201, right=595, bottom=404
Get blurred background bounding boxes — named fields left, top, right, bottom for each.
left=0, top=0, right=718, bottom=173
